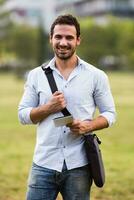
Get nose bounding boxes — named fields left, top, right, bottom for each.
left=59, top=37, right=67, bottom=46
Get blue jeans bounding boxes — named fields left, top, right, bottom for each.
left=26, top=161, right=92, bottom=200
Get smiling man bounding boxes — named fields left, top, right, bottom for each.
left=50, top=24, right=80, bottom=60
left=18, top=14, right=116, bottom=200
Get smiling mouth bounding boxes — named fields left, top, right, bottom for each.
left=57, top=48, right=69, bottom=53
left=57, top=44, right=70, bottom=50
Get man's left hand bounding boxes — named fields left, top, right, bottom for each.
left=67, top=119, right=91, bottom=135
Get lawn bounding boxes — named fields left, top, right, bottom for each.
left=0, top=71, right=134, bottom=200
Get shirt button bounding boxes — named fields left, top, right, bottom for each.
left=64, top=130, right=66, bottom=133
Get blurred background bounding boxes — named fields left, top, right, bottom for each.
left=0, top=0, right=134, bottom=200
left=0, top=0, right=134, bottom=74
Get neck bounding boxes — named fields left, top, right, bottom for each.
left=55, top=54, right=78, bottom=72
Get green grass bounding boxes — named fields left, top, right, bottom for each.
left=0, top=72, right=134, bottom=200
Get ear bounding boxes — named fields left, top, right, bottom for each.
left=77, top=36, right=81, bottom=46
left=49, top=35, right=52, bottom=43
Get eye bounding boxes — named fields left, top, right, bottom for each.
left=66, top=36, right=74, bottom=40
left=54, top=35, right=62, bottom=40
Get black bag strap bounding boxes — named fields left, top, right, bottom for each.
left=42, top=65, right=71, bottom=117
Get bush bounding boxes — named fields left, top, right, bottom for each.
left=0, top=17, right=134, bottom=72
left=78, top=17, right=134, bottom=70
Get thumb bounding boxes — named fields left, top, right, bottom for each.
left=72, top=119, right=81, bottom=125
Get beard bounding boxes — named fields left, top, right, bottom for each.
left=54, top=44, right=76, bottom=60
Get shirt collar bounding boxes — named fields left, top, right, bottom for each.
left=46, top=56, right=85, bottom=71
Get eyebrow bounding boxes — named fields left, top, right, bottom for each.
left=54, top=34, right=75, bottom=38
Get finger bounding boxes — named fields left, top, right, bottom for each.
left=70, top=127, right=79, bottom=132
left=70, top=123, right=80, bottom=129
left=53, top=91, right=63, bottom=96
left=61, top=102, right=66, bottom=109
left=71, top=130, right=80, bottom=135
left=58, top=95, right=65, bottom=101
left=72, top=119, right=81, bottom=126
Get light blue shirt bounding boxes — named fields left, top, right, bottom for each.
left=18, top=57, right=116, bottom=172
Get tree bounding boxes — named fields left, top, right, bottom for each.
left=37, top=24, right=50, bottom=65
left=117, top=20, right=134, bottom=70
left=0, top=0, right=12, bottom=53
left=11, top=24, right=39, bottom=64
left=77, top=17, right=134, bottom=70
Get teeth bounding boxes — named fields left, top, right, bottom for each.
left=59, top=49, right=67, bottom=51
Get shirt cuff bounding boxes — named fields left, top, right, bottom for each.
left=99, top=112, right=116, bottom=127
left=18, top=107, right=34, bottom=125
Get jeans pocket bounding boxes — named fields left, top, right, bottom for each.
left=28, top=163, right=45, bottom=188
left=28, top=162, right=55, bottom=189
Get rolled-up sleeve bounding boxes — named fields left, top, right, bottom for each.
left=93, top=71, right=116, bottom=126
left=18, top=70, right=39, bottom=125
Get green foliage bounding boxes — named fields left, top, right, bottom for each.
left=0, top=0, right=13, bottom=49
left=117, top=20, right=134, bottom=70
left=78, top=23, right=118, bottom=65
left=78, top=17, right=134, bottom=70
left=0, top=22, right=49, bottom=73
left=37, top=25, right=50, bottom=65
left=0, top=16, right=134, bottom=71
left=10, top=24, right=39, bottom=64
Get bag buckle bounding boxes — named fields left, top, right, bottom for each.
left=94, top=134, right=101, bottom=144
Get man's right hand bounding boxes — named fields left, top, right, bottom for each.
left=30, top=91, right=66, bottom=124
left=47, top=91, right=66, bottom=114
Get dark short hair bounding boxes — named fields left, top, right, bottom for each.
left=50, top=14, right=80, bottom=38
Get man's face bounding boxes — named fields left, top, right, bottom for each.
left=50, top=24, right=80, bottom=60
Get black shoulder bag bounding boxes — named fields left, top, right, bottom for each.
left=42, top=65, right=105, bottom=188
left=84, top=133, right=105, bottom=187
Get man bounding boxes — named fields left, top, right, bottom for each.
left=18, top=14, right=116, bottom=200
